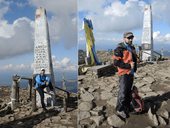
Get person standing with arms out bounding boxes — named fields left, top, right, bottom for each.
left=113, top=32, right=137, bottom=119
left=35, top=68, right=51, bottom=111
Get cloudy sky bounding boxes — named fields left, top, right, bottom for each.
left=78, top=0, right=170, bottom=51
left=0, top=0, right=77, bottom=85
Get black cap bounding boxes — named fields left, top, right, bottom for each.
left=41, top=68, right=45, bottom=71
left=123, top=32, right=134, bottom=38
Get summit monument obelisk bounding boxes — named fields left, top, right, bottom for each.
left=34, top=7, right=56, bottom=107
left=141, top=5, right=153, bottom=61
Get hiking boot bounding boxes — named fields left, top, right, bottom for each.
left=117, top=111, right=127, bottom=119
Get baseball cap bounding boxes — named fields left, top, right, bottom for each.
left=123, top=32, right=134, bottom=38
left=41, top=68, right=45, bottom=71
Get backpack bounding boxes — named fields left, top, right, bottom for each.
left=131, top=86, right=144, bottom=113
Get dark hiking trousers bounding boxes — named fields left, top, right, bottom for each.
left=36, top=85, right=46, bottom=109
left=116, top=74, right=134, bottom=112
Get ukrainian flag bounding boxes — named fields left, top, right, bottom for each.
left=83, top=18, right=101, bottom=65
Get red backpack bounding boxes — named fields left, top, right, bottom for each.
left=131, top=86, right=144, bottom=113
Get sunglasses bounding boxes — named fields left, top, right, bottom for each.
left=126, top=36, right=134, bottom=40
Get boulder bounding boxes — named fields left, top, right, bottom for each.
left=79, top=111, right=90, bottom=120
left=80, top=91, right=94, bottom=102
left=100, top=91, right=113, bottom=100
left=78, top=102, right=93, bottom=111
left=90, top=116, right=104, bottom=126
left=107, top=114, right=125, bottom=127
left=158, top=116, right=167, bottom=126
left=106, top=97, right=117, bottom=107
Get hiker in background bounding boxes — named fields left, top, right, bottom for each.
left=113, top=32, right=137, bottom=118
left=35, top=68, right=51, bottom=111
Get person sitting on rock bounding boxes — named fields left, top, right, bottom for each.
left=131, top=86, right=144, bottom=113
left=35, top=68, right=53, bottom=111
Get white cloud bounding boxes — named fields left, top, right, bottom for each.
left=79, top=0, right=145, bottom=33
left=153, top=31, right=170, bottom=43
left=61, top=57, right=71, bottom=66
left=0, top=17, right=34, bottom=59
left=52, top=56, right=77, bottom=71
left=0, top=63, right=31, bottom=71
left=0, top=56, right=77, bottom=72
left=0, top=0, right=9, bottom=19
left=0, top=0, right=77, bottom=59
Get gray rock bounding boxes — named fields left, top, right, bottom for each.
left=90, top=110, right=102, bottom=116
left=93, top=106, right=104, bottom=111
left=51, top=116, right=62, bottom=121
left=160, top=101, right=168, bottom=108
left=58, top=126, right=67, bottom=128
left=143, top=76, right=155, bottom=84
left=9, top=116, right=14, bottom=121
left=79, top=111, right=90, bottom=120
left=89, top=123, right=97, bottom=128
left=79, top=102, right=93, bottom=111
left=88, top=87, right=96, bottom=93
left=100, top=91, right=113, bottom=100
left=80, top=91, right=94, bottom=102
left=107, top=97, right=117, bottom=107
left=101, top=83, right=116, bottom=92
left=60, top=119, right=73, bottom=125
left=156, top=91, right=164, bottom=95
left=93, top=92, right=100, bottom=100
left=135, top=81, right=146, bottom=88
left=152, top=114, right=159, bottom=126
left=141, top=91, right=158, bottom=98
left=79, top=119, right=93, bottom=126
left=157, top=109, right=169, bottom=119
left=92, top=84, right=100, bottom=90
left=90, top=116, right=104, bottom=126
left=107, top=114, right=125, bottom=127
left=148, top=108, right=158, bottom=126
left=139, top=85, right=152, bottom=93
left=145, top=126, right=152, bottom=128
left=158, top=116, right=167, bottom=126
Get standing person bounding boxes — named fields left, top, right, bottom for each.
left=35, top=68, right=51, bottom=111
left=113, top=32, right=137, bottom=118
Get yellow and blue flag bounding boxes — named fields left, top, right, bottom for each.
left=83, top=18, right=101, bottom=65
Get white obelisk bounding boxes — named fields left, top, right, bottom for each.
left=34, top=7, right=56, bottom=107
left=141, top=5, right=153, bottom=61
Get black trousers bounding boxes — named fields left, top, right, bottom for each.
left=36, top=83, right=54, bottom=109
left=36, top=85, right=46, bottom=109
left=116, top=74, right=134, bottom=112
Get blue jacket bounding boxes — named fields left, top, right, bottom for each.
left=35, top=74, right=50, bottom=89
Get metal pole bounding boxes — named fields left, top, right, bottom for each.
left=11, top=76, right=18, bottom=110
left=28, top=79, right=32, bottom=100
left=62, top=73, right=67, bottom=112
left=32, top=76, right=37, bottom=111
left=32, top=88, right=37, bottom=111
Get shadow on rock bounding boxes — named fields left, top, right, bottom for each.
left=143, top=91, right=170, bottom=113
left=0, top=109, right=59, bottom=128
left=67, top=96, right=77, bottom=112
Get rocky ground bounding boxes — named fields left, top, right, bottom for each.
left=0, top=87, right=77, bottom=128
left=78, top=60, right=170, bottom=128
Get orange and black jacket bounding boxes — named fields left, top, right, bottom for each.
left=113, top=42, right=137, bottom=76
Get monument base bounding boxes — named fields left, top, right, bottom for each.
left=89, top=64, right=116, bottom=78
left=36, top=88, right=56, bottom=108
